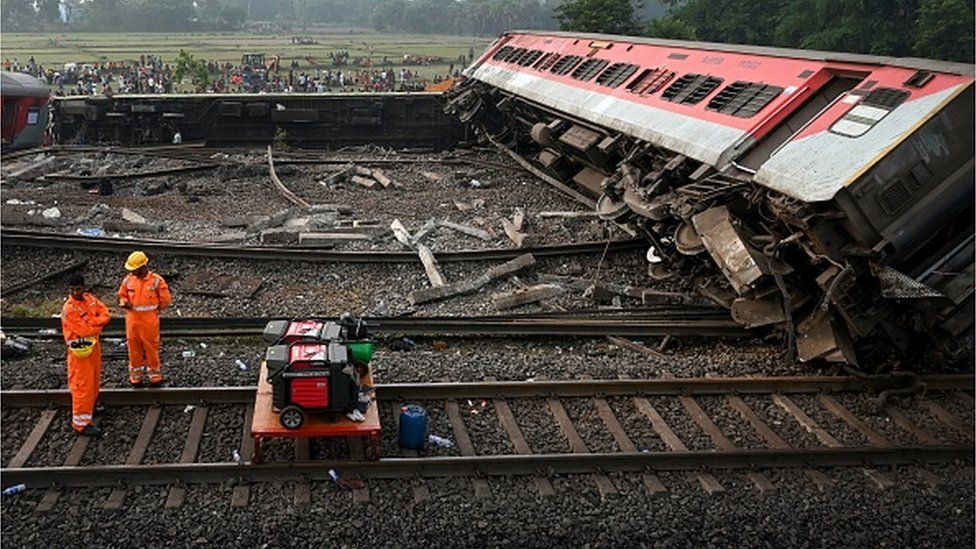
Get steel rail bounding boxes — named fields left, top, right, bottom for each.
left=1, top=311, right=746, bottom=339
left=4, top=375, right=970, bottom=407
left=0, top=229, right=645, bottom=263
left=2, top=446, right=969, bottom=486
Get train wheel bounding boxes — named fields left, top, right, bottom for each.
left=280, top=405, right=304, bottom=430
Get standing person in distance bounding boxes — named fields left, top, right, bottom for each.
left=61, top=273, right=111, bottom=437
left=118, top=251, right=172, bottom=387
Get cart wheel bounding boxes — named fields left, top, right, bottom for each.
left=280, top=405, right=304, bottom=430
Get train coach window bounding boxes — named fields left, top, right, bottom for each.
left=661, top=74, right=723, bottom=105
left=571, top=59, right=609, bottom=82
left=830, top=87, right=909, bottom=137
left=862, top=87, right=910, bottom=109
left=518, top=50, right=543, bottom=67
left=707, top=81, right=784, bottom=118
left=505, top=48, right=528, bottom=63
left=534, top=53, right=559, bottom=71
left=626, top=68, right=676, bottom=96
left=904, top=71, right=934, bottom=88
left=596, top=63, right=639, bottom=88
left=550, top=55, right=583, bottom=75
left=26, top=107, right=39, bottom=125
left=492, top=46, right=514, bottom=61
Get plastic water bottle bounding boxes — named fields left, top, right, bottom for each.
left=232, top=449, right=241, bottom=464
left=2, top=484, right=26, bottom=497
left=328, top=469, right=340, bottom=483
left=235, top=359, right=248, bottom=371
left=182, top=350, right=196, bottom=359
left=428, top=435, right=454, bottom=448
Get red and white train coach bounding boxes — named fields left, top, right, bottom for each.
left=449, top=31, right=974, bottom=368
left=1, top=72, right=51, bottom=149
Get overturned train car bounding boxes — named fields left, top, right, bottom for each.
left=449, top=31, right=975, bottom=369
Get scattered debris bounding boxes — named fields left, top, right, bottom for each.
left=453, top=198, right=485, bottom=211
left=371, top=168, right=396, bottom=188
left=417, top=244, right=445, bottom=287
left=351, top=175, right=376, bottom=188
left=431, top=341, right=449, bottom=351
left=421, top=171, right=445, bottom=182
left=538, top=274, right=703, bottom=305
left=1, top=334, right=32, bottom=360
left=607, top=336, right=668, bottom=360
left=121, top=208, right=148, bottom=224
left=389, top=219, right=414, bottom=249
left=41, top=207, right=61, bottom=220
left=408, top=253, right=536, bottom=305
left=538, top=211, right=600, bottom=219
left=438, top=220, right=491, bottom=241
left=267, top=145, right=311, bottom=208
left=318, top=163, right=355, bottom=186
left=410, top=218, right=439, bottom=246
left=428, top=434, right=454, bottom=448
left=299, top=232, right=370, bottom=246
left=492, top=283, right=564, bottom=310
left=73, top=203, right=111, bottom=224
left=6, top=156, right=55, bottom=180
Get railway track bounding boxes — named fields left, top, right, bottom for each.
left=1, top=308, right=748, bottom=338
left=0, top=229, right=644, bottom=264
left=3, top=375, right=972, bottom=507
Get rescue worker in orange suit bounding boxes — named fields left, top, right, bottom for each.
left=118, top=251, right=172, bottom=387
left=61, top=273, right=111, bottom=437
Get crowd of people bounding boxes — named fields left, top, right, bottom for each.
left=6, top=54, right=175, bottom=95
left=4, top=48, right=474, bottom=96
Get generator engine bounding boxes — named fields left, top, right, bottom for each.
left=263, top=316, right=374, bottom=429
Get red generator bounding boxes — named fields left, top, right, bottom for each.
left=263, top=315, right=370, bottom=345
left=266, top=341, right=367, bottom=429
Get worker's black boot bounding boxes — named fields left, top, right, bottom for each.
left=80, top=424, right=102, bottom=437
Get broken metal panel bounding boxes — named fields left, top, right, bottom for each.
left=730, top=295, right=786, bottom=328
left=873, top=264, right=945, bottom=299
left=692, top=206, right=766, bottom=295
left=795, top=311, right=858, bottom=364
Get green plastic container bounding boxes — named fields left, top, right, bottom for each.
left=347, top=342, right=374, bottom=364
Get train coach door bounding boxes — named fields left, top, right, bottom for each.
left=736, top=74, right=863, bottom=170
left=1, top=98, right=19, bottom=142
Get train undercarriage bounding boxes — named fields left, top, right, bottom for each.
left=447, top=80, right=974, bottom=371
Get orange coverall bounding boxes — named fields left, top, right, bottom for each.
left=61, top=292, right=111, bottom=431
left=118, top=271, right=172, bottom=384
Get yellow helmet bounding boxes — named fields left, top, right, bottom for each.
left=124, top=251, right=149, bottom=271
left=68, top=338, right=96, bottom=358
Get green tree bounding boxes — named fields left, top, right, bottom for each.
left=174, top=50, right=211, bottom=87
left=554, top=0, right=643, bottom=35
left=645, top=15, right=696, bottom=40
left=914, top=0, right=974, bottom=62
left=37, top=0, right=61, bottom=27
left=1, top=0, right=35, bottom=29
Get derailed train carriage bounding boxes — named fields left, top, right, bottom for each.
left=448, top=31, right=975, bottom=369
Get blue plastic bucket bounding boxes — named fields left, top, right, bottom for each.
left=398, top=404, right=428, bottom=450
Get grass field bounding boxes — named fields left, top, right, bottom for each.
left=1, top=30, right=494, bottom=80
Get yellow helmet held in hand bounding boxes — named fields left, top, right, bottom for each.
left=125, top=250, right=149, bottom=271
left=68, top=338, right=96, bottom=358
